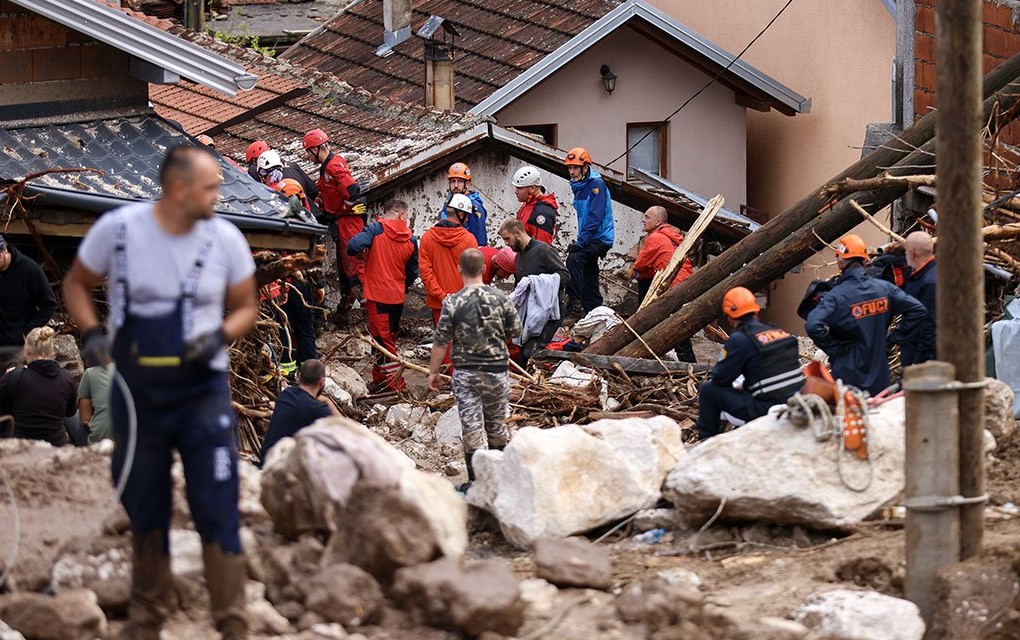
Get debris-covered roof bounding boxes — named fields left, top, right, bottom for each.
left=0, top=115, right=323, bottom=236
left=282, top=0, right=619, bottom=111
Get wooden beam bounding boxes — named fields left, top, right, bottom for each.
left=535, top=350, right=710, bottom=375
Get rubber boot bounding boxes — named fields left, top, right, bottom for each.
left=121, top=531, right=172, bottom=640
left=456, top=450, right=477, bottom=494
left=202, top=543, right=249, bottom=640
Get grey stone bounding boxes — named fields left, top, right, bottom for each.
left=985, top=377, right=1016, bottom=438
left=303, top=563, right=384, bottom=626
left=0, top=589, right=107, bottom=640
left=795, top=589, right=924, bottom=640
left=328, top=364, right=368, bottom=399
left=435, top=407, right=462, bottom=447
left=533, top=537, right=612, bottom=590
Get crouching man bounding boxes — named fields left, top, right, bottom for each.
left=696, top=287, right=803, bottom=440
left=428, top=249, right=522, bottom=492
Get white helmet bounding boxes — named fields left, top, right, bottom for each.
left=511, top=165, right=542, bottom=188
left=447, top=193, right=473, bottom=215
left=256, top=149, right=282, bottom=172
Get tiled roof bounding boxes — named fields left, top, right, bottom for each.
left=0, top=114, right=320, bottom=233
left=282, top=0, right=619, bottom=111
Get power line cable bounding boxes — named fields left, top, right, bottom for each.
left=606, top=0, right=796, bottom=168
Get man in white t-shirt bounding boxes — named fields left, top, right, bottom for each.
left=64, top=145, right=257, bottom=640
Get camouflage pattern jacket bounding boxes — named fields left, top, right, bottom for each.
left=434, top=285, right=522, bottom=370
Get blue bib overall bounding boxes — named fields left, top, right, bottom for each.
left=107, top=221, right=241, bottom=554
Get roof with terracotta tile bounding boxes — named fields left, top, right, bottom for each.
left=282, top=0, right=619, bottom=111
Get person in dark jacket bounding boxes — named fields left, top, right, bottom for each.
left=565, top=147, right=614, bottom=314
left=254, top=149, right=320, bottom=210
left=511, top=166, right=558, bottom=244
left=259, top=359, right=339, bottom=465
left=806, top=234, right=927, bottom=395
left=696, top=287, right=804, bottom=440
left=0, top=327, right=76, bottom=446
left=900, top=231, right=937, bottom=366
left=0, top=235, right=58, bottom=371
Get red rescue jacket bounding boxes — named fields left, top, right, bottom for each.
left=516, top=192, right=558, bottom=244
left=316, top=153, right=358, bottom=217
left=633, top=224, right=693, bottom=287
left=352, top=219, right=418, bottom=305
left=479, top=245, right=499, bottom=285
left=418, top=221, right=478, bottom=309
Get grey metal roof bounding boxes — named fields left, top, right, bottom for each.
left=470, top=0, right=811, bottom=117
left=8, top=0, right=258, bottom=96
left=0, top=114, right=324, bottom=236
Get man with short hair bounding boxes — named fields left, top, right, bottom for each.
left=511, top=166, right=557, bottom=244
left=259, top=359, right=339, bottom=464
left=441, top=162, right=488, bottom=246
left=0, top=234, right=58, bottom=373
left=429, top=249, right=522, bottom=492
left=419, top=194, right=479, bottom=327
left=564, top=147, right=614, bottom=314
left=64, top=144, right=257, bottom=640
left=498, top=219, right=570, bottom=362
left=696, top=287, right=804, bottom=440
left=901, top=231, right=937, bottom=366
left=78, top=363, right=115, bottom=443
left=806, top=234, right=927, bottom=395
left=347, top=200, right=419, bottom=391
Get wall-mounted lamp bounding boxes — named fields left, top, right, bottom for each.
left=600, top=64, right=617, bottom=95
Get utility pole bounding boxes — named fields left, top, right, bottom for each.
left=184, top=0, right=205, bottom=33
left=935, top=0, right=985, bottom=558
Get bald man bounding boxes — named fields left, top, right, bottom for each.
left=901, top=231, right=937, bottom=366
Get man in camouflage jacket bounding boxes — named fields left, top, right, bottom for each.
left=429, top=248, right=522, bottom=492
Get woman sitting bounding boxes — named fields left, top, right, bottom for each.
left=0, top=326, right=77, bottom=446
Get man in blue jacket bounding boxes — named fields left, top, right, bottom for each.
left=806, top=234, right=927, bottom=395
left=900, top=231, right=937, bottom=366
left=564, top=147, right=614, bottom=314
left=440, top=162, right=488, bottom=246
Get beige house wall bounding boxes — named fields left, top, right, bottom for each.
left=494, top=25, right=748, bottom=210
left=649, top=0, right=897, bottom=333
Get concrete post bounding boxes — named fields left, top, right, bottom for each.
left=903, top=361, right=960, bottom=622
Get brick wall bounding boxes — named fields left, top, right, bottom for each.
left=0, top=0, right=140, bottom=109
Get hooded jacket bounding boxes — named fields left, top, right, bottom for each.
left=0, top=359, right=76, bottom=445
left=348, top=218, right=419, bottom=305
left=0, top=246, right=57, bottom=347
left=516, top=192, right=558, bottom=244
left=569, top=169, right=615, bottom=248
left=418, top=221, right=479, bottom=309
left=316, top=152, right=359, bottom=217
left=441, top=191, right=488, bottom=246
left=633, top=223, right=693, bottom=285
left=806, top=264, right=927, bottom=395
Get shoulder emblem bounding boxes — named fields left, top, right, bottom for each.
left=592, top=188, right=599, bottom=195
left=535, top=214, right=546, bottom=226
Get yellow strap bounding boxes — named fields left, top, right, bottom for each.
left=137, top=356, right=182, bottom=367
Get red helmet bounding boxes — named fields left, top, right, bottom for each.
left=722, top=287, right=760, bottom=319
left=245, top=140, right=269, bottom=163
left=447, top=162, right=471, bottom=180
left=302, top=129, right=330, bottom=150
left=564, top=147, right=592, bottom=167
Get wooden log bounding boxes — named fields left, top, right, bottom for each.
left=822, top=174, right=936, bottom=199
left=587, top=57, right=1020, bottom=357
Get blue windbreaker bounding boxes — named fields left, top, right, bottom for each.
left=569, top=169, right=614, bottom=248
left=440, top=191, right=488, bottom=245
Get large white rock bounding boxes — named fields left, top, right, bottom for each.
left=664, top=397, right=906, bottom=529
left=795, top=589, right=924, bottom=640
left=468, top=416, right=685, bottom=548
left=985, top=377, right=1016, bottom=437
left=328, top=364, right=369, bottom=400
left=435, top=407, right=462, bottom=447
left=170, top=529, right=204, bottom=578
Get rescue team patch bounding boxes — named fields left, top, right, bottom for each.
left=851, top=297, right=889, bottom=319
left=754, top=329, right=791, bottom=345
left=593, top=188, right=600, bottom=194
left=535, top=215, right=546, bottom=225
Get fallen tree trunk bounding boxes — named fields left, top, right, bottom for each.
left=588, top=54, right=1020, bottom=356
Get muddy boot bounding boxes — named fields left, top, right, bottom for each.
left=121, top=531, right=172, bottom=640
left=456, top=450, right=478, bottom=494
left=202, top=543, right=249, bottom=640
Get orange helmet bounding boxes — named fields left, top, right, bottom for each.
left=835, top=234, right=868, bottom=260
left=564, top=147, right=592, bottom=167
left=302, top=129, right=329, bottom=150
left=196, top=134, right=215, bottom=147
left=245, top=140, right=269, bottom=163
left=722, top=287, right=760, bottom=319
left=447, top=162, right=472, bottom=181
left=277, top=178, right=306, bottom=199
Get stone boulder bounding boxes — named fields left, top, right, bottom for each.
left=795, top=589, right=924, bottom=640
left=533, top=537, right=612, bottom=590
left=468, top=416, right=685, bottom=548
left=384, top=404, right=432, bottom=440
left=0, top=621, right=25, bottom=640
left=434, top=407, right=462, bottom=447
left=323, top=379, right=353, bottom=408
left=0, top=589, right=107, bottom=640
left=391, top=557, right=524, bottom=637
left=328, top=364, right=368, bottom=400
left=260, top=418, right=467, bottom=579
left=51, top=543, right=131, bottom=613
left=302, top=563, right=384, bottom=626
left=665, top=397, right=906, bottom=529
left=985, top=377, right=1016, bottom=438
left=615, top=577, right=705, bottom=633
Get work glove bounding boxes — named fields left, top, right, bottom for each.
left=351, top=202, right=367, bottom=216
left=81, top=327, right=111, bottom=368
left=567, top=242, right=581, bottom=254
left=184, top=328, right=227, bottom=366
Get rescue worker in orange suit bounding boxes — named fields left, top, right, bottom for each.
left=245, top=140, right=269, bottom=181
left=629, top=205, right=696, bottom=362
left=511, top=166, right=557, bottom=244
left=441, top=162, right=488, bottom=246
left=900, top=231, right=937, bottom=366
left=479, top=246, right=516, bottom=285
left=303, top=129, right=366, bottom=315
left=419, top=194, right=479, bottom=328
left=347, top=200, right=418, bottom=391
left=806, top=234, right=927, bottom=395
left=696, top=287, right=804, bottom=440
